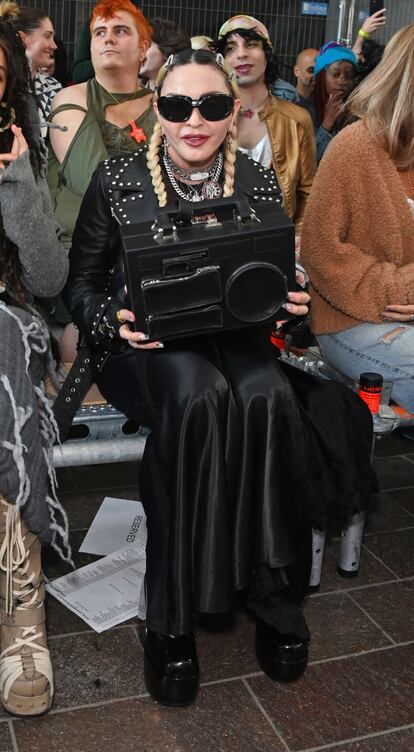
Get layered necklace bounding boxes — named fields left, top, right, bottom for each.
left=163, top=150, right=224, bottom=202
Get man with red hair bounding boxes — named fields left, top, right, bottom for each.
left=89, top=0, right=152, bottom=48
left=47, top=0, right=155, bottom=359
left=48, top=0, right=154, bottom=249
left=72, top=0, right=143, bottom=83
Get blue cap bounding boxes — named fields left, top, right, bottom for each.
left=314, top=42, right=357, bottom=77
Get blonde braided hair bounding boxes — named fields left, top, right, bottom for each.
left=148, top=49, right=240, bottom=206
left=223, top=122, right=238, bottom=197
left=146, top=120, right=168, bottom=207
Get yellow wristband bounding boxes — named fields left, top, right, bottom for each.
left=358, top=28, right=370, bottom=39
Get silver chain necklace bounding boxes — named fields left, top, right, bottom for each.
left=164, top=150, right=222, bottom=181
left=162, top=151, right=224, bottom=202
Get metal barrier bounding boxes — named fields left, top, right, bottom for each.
left=53, top=403, right=149, bottom=468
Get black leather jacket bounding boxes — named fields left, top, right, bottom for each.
left=63, top=146, right=284, bottom=360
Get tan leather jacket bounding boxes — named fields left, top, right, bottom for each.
left=259, top=97, right=317, bottom=231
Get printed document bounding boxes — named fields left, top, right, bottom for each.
left=47, top=497, right=147, bottom=632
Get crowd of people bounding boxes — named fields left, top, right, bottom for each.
left=0, top=0, right=412, bottom=719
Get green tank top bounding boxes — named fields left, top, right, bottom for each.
left=47, top=78, right=156, bottom=245
left=90, top=78, right=155, bottom=155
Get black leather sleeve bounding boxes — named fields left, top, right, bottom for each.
left=63, top=164, right=124, bottom=345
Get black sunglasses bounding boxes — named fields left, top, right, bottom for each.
left=157, top=93, right=234, bottom=122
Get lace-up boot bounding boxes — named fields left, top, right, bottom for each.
left=0, top=495, right=53, bottom=716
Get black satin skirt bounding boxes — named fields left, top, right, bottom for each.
left=96, top=329, right=376, bottom=636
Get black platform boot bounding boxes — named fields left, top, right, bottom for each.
left=255, top=619, right=308, bottom=682
left=141, top=627, right=199, bottom=706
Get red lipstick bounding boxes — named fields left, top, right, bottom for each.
left=182, top=135, right=209, bottom=147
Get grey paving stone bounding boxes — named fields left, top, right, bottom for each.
left=48, top=627, right=146, bottom=711
left=306, top=592, right=391, bottom=660
left=247, top=644, right=414, bottom=750
left=12, top=683, right=286, bottom=752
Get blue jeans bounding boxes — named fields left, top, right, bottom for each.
left=318, top=323, right=414, bottom=413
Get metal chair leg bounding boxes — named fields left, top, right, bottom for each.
left=337, top=511, right=366, bottom=577
left=309, top=528, right=326, bottom=591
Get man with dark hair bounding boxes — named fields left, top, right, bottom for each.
left=140, top=18, right=191, bottom=90
left=217, top=15, right=316, bottom=233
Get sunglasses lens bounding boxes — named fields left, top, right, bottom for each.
left=157, top=96, right=192, bottom=122
left=158, top=94, right=234, bottom=122
left=199, top=94, right=233, bottom=121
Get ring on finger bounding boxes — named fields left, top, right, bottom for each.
left=116, top=310, right=126, bottom=324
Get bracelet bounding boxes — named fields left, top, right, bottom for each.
left=96, top=314, right=116, bottom=342
left=358, top=28, right=370, bottom=39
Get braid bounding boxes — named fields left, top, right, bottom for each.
left=146, top=121, right=168, bottom=207
left=223, top=122, right=238, bottom=197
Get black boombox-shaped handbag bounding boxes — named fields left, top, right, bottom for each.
left=120, top=195, right=296, bottom=341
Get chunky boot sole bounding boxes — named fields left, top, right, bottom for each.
left=255, top=627, right=308, bottom=683
left=255, top=638, right=307, bottom=681
left=144, top=653, right=199, bottom=706
left=2, top=688, right=52, bottom=717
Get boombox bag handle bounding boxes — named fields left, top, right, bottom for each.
left=155, top=194, right=254, bottom=232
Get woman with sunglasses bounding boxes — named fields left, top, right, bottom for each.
left=64, top=49, right=376, bottom=707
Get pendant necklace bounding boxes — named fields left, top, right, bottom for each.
left=105, top=85, right=147, bottom=144
left=240, top=91, right=270, bottom=119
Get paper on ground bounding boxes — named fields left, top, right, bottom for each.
left=79, top=497, right=147, bottom=556
left=47, top=497, right=148, bottom=632
left=46, top=542, right=146, bottom=633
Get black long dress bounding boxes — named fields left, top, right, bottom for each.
left=64, top=149, right=377, bottom=638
